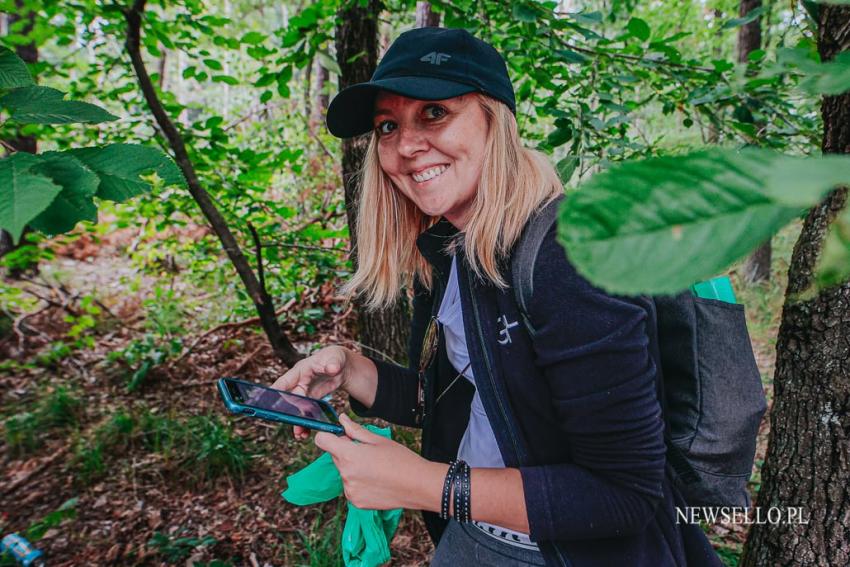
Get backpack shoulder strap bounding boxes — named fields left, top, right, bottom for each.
left=511, top=195, right=564, bottom=336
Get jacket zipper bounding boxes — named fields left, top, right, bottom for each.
left=465, top=276, right=523, bottom=464
left=466, top=271, right=571, bottom=567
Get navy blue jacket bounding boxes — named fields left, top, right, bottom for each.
left=351, top=218, right=722, bottom=567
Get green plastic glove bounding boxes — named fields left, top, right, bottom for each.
left=282, top=425, right=403, bottom=567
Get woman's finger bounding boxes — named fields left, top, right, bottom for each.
left=339, top=414, right=378, bottom=444
left=315, top=430, right=351, bottom=454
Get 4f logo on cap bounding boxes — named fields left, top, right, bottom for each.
left=420, top=52, right=451, bottom=65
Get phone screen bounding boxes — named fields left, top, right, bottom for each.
left=224, top=379, right=337, bottom=424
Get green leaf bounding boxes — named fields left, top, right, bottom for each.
left=0, top=86, right=118, bottom=124
left=627, top=18, right=651, bottom=41
left=722, top=6, right=765, bottom=29
left=212, top=74, right=239, bottom=85
left=799, top=51, right=850, bottom=96
left=557, top=148, right=850, bottom=295
left=815, top=204, right=850, bottom=289
left=556, top=156, right=579, bottom=184
left=67, top=144, right=186, bottom=202
left=28, top=153, right=99, bottom=236
left=556, top=49, right=589, bottom=64
left=0, top=46, right=34, bottom=88
left=546, top=126, right=573, bottom=147
left=203, top=58, right=224, bottom=71
left=316, top=50, right=341, bottom=76
left=240, top=31, right=266, bottom=45
left=512, top=4, right=538, bottom=22
left=0, top=153, right=62, bottom=243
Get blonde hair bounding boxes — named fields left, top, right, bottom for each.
left=342, top=94, right=564, bottom=310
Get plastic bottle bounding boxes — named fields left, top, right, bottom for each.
left=0, top=534, right=44, bottom=567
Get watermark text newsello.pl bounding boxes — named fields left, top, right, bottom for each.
left=676, top=506, right=809, bottom=525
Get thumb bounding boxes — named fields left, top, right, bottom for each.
left=315, top=430, right=350, bottom=455
left=339, top=414, right=379, bottom=444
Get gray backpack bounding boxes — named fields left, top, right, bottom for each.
left=511, top=197, right=767, bottom=508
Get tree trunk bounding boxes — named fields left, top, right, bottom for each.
left=739, top=0, right=772, bottom=284
left=311, top=57, right=329, bottom=128
left=0, top=2, right=37, bottom=266
left=740, top=5, right=850, bottom=566
left=335, top=0, right=410, bottom=364
left=415, top=1, right=441, bottom=28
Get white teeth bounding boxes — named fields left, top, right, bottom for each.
left=412, top=165, right=449, bottom=183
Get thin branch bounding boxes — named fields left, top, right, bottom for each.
left=247, top=222, right=266, bottom=294
left=123, top=0, right=301, bottom=367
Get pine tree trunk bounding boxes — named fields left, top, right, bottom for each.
left=740, top=5, right=850, bottom=566
left=335, top=0, right=411, bottom=364
left=739, top=0, right=772, bottom=284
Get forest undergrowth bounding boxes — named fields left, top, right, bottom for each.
left=0, top=219, right=800, bottom=566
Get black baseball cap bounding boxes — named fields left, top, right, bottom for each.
left=326, top=27, right=516, bottom=138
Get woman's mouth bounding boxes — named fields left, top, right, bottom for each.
left=411, top=164, right=450, bottom=183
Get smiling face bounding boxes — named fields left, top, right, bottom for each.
left=373, top=92, right=489, bottom=230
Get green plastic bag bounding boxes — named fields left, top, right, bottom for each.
left=282, top=426, right=403, bottom=567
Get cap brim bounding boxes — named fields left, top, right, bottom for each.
left=326, top=76, right=478, bottom=138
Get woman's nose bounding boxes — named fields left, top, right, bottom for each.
left=396, top=125, right=429, bottom=157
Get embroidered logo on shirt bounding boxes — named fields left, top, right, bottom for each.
left=497, top=315, right=519, bottom=345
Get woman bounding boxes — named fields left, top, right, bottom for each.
left=273, top=27, right=721, bottom=566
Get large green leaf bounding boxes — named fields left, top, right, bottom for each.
left=28, top=153, right=100, bottom=236
left=0, top=154, right=62, bottom=243
left=67, top=144, right=186, bottom=202
left=0, top=86, right=118, bottom=124
left=557, top=148, right=850, bottom=295
left=0, top=46, right=33, bottom=89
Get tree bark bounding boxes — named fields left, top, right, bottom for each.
left=739, top=0, right=772, bottom=284
left=740, top=5, right=850, bottom=566
left=335, top=0, right=410, bottom=364
left=311, top=56, right=329, bottom=129
left=123, top=0, right=301, bottom=368
left=415, top=2, right=441, bottom=28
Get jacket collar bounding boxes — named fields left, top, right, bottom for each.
left=416, top=218, right=461, bottom=279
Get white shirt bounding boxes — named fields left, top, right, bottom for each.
left=437, top=256, right=538, bottom=547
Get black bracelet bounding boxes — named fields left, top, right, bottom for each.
left=440, top=460, right=462, bottom=520
left=452, top=460, right=471, bottom=523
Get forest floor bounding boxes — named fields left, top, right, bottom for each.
left=0, top=220, right=800, bottom=566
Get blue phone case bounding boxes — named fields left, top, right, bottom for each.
left=217, top=377, right=344, bottom=435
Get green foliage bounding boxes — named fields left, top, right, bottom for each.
left=75, top=410, right=136, bottom=483
left=284, top=503, right=345, bottom=567
left=147, top=530, right=217, bottom=563
left=188, top=415, right=251, bottom=484
left=557, top=148, right=850, bottom=295
left=0, top=45, right=34, bottom=88
left=0, top=153, right=63, bottom=242
left=0, top=47, right=184, bottom=244
left=110, top=334, right=182, bottom=392
left=3, top=386, right=82, bottom=455
left=63, top=295, right=102, bottom=349
left=0, top=86, right=119, bottom=124
left=25, top=498, right=78, bottom=542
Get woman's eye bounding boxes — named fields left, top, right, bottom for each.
left=376, top=121, right=397, bottom=135
left=424, top=105, right=447, bottom=119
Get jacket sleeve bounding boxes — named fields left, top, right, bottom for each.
left=348, top=276, right=433, bottom=428
left=518, top=226, right=666, bottom=542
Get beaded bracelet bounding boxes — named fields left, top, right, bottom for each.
left=452, top=460, right=471, bottom=523
left=440, top=460, right=462, bottom=520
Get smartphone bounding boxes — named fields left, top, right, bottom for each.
left=217, top=377, right=344, bottom=435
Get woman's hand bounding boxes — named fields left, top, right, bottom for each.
left=272, top=347, right=379, bottom=440
left=315, top=414, right=440, bottom=511
left=272, top=346, right=351, bottom=440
